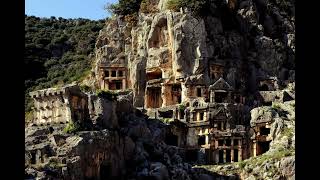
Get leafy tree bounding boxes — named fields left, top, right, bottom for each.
left=25, top=15, right=105, bottom=113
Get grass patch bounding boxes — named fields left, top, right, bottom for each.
left=281, top=127, right=294, bottom=139
left=162, top=118, right=174, bottom=124
left=63, top=121, right=80, bottom=133
left=79, top=84, right=92, bottom=92
left=25, top=111, right=34, bottom=124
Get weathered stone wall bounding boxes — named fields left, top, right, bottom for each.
left=29, top=85, right=89, bottom=125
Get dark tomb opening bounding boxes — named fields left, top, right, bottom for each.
left=217, top=122, right=222, bottom=130
left=218, top=140, right=224, bottom=146
left=186, top=149, right=198, bottom=162
left=215, top=91, right=228, bottom=103
left=259, top=84, right=269, bottom=91
left=200, top=112, right=204, bottom=121
left=198, top=135, right=206, bottom=146
left=180, top=110, right=185, bottom=119
left=111, top=70, right=116, bottom=77
left=262, top=101, right=272, bottom=106
left=100, top=162, right=113, bottom=180
left=159, top=110, right=173, bottom=118
left=234, top=149, right=239, bottom=162
left=146, top=87, right=162, bottom=108
left=257, top=141, right=271, bottom=155
left=115, top=80, right=122, bottom=90
left=233, top=139, right=239, bottom=146
left=226, top=139, right=231, bottom=146
left=260, top=127, right=270, bottom=136
left=226, top=149, right=231, bottom=163
left=165, top=134, right=178, bottom=146
left=118, top=70, right=123, bottom=77
left=197, top=88, right=202, bottom=97
left=31, top=152, right=36, bottom=164
left=219, top=150, right=224, bottom=163
left=235, top=95, right=240, bottom=103
left=105, top=71, right=109, bottom=77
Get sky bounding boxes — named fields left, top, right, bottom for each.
left=25, top=0, right=118, bottom=20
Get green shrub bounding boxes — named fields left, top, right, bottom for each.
left=79, top=85, right=92, bottom=92
left=178, top=104, right=186, bottom=111
left=63, top=121, right=80, bottom=133
left=162, top=118, right=174, bottom=124
left=140, top=0, right=159, bottom=13
left=272, top=103, right=281, bottom=110
left=25, top=15, right=105, bottom=113
left=96, top=90, right=119, bottom=100
left=105, top=0, right=143, bottom=16
left=166, top=0, right=183, bottom=11
left=166, top=0, right=208, bottom=16
left=238, top=161, right=246, bottom=169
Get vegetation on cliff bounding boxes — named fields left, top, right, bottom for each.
left=25, top=15, right=105, bottom=113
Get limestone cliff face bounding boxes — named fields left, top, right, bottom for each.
left=93, top=0, right=295, bottom=107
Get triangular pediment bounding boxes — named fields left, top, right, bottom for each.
left=209, top=78, right=233, bottom=91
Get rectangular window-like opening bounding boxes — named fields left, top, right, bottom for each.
left=115, top=81, right=122, bottom=90
left=198, top=135, right=206, bottom=146
left=217, top=122, right=222, bottom=130
left=179, top=110, right=185, bottom=119
left=233, top=139, right=239, bottom=146
left=214, top=91, right=228, bottom=103
left=219, top=150, right=224, bottom=163
left=226, top=139, right=231, bottom=146
left=111, top=71, right=116, bottom=77
left=260, top=127, right=270, bottom=135
left=105, top=71, right=109, bottom=77
left=257, top=141, right=271, bottom=155
left=226, top=149, right=231, bottom=162
left=234, top=149, right=239, bottom=162
left=118, top=70, right=123, bottom=77
left=218, top=140, right=224, bottom=146
left=197, top=88, right=202, bottom=97
left=200, top=112, right=204, bottom=121
left=159, top=110, right=173, bottom=118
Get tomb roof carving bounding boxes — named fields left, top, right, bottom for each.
left=209, top=78, right=233, bottom=91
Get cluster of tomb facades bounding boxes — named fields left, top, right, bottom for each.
left=29, top=84, right=89, bottom=125
left=94, top=54, right=292, bottom=165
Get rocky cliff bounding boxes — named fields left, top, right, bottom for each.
left=91, top=0, right=294, bottom=106
left=25, top=93, right=236, bottom=180
left=25, top=0, right=295, bottom=179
